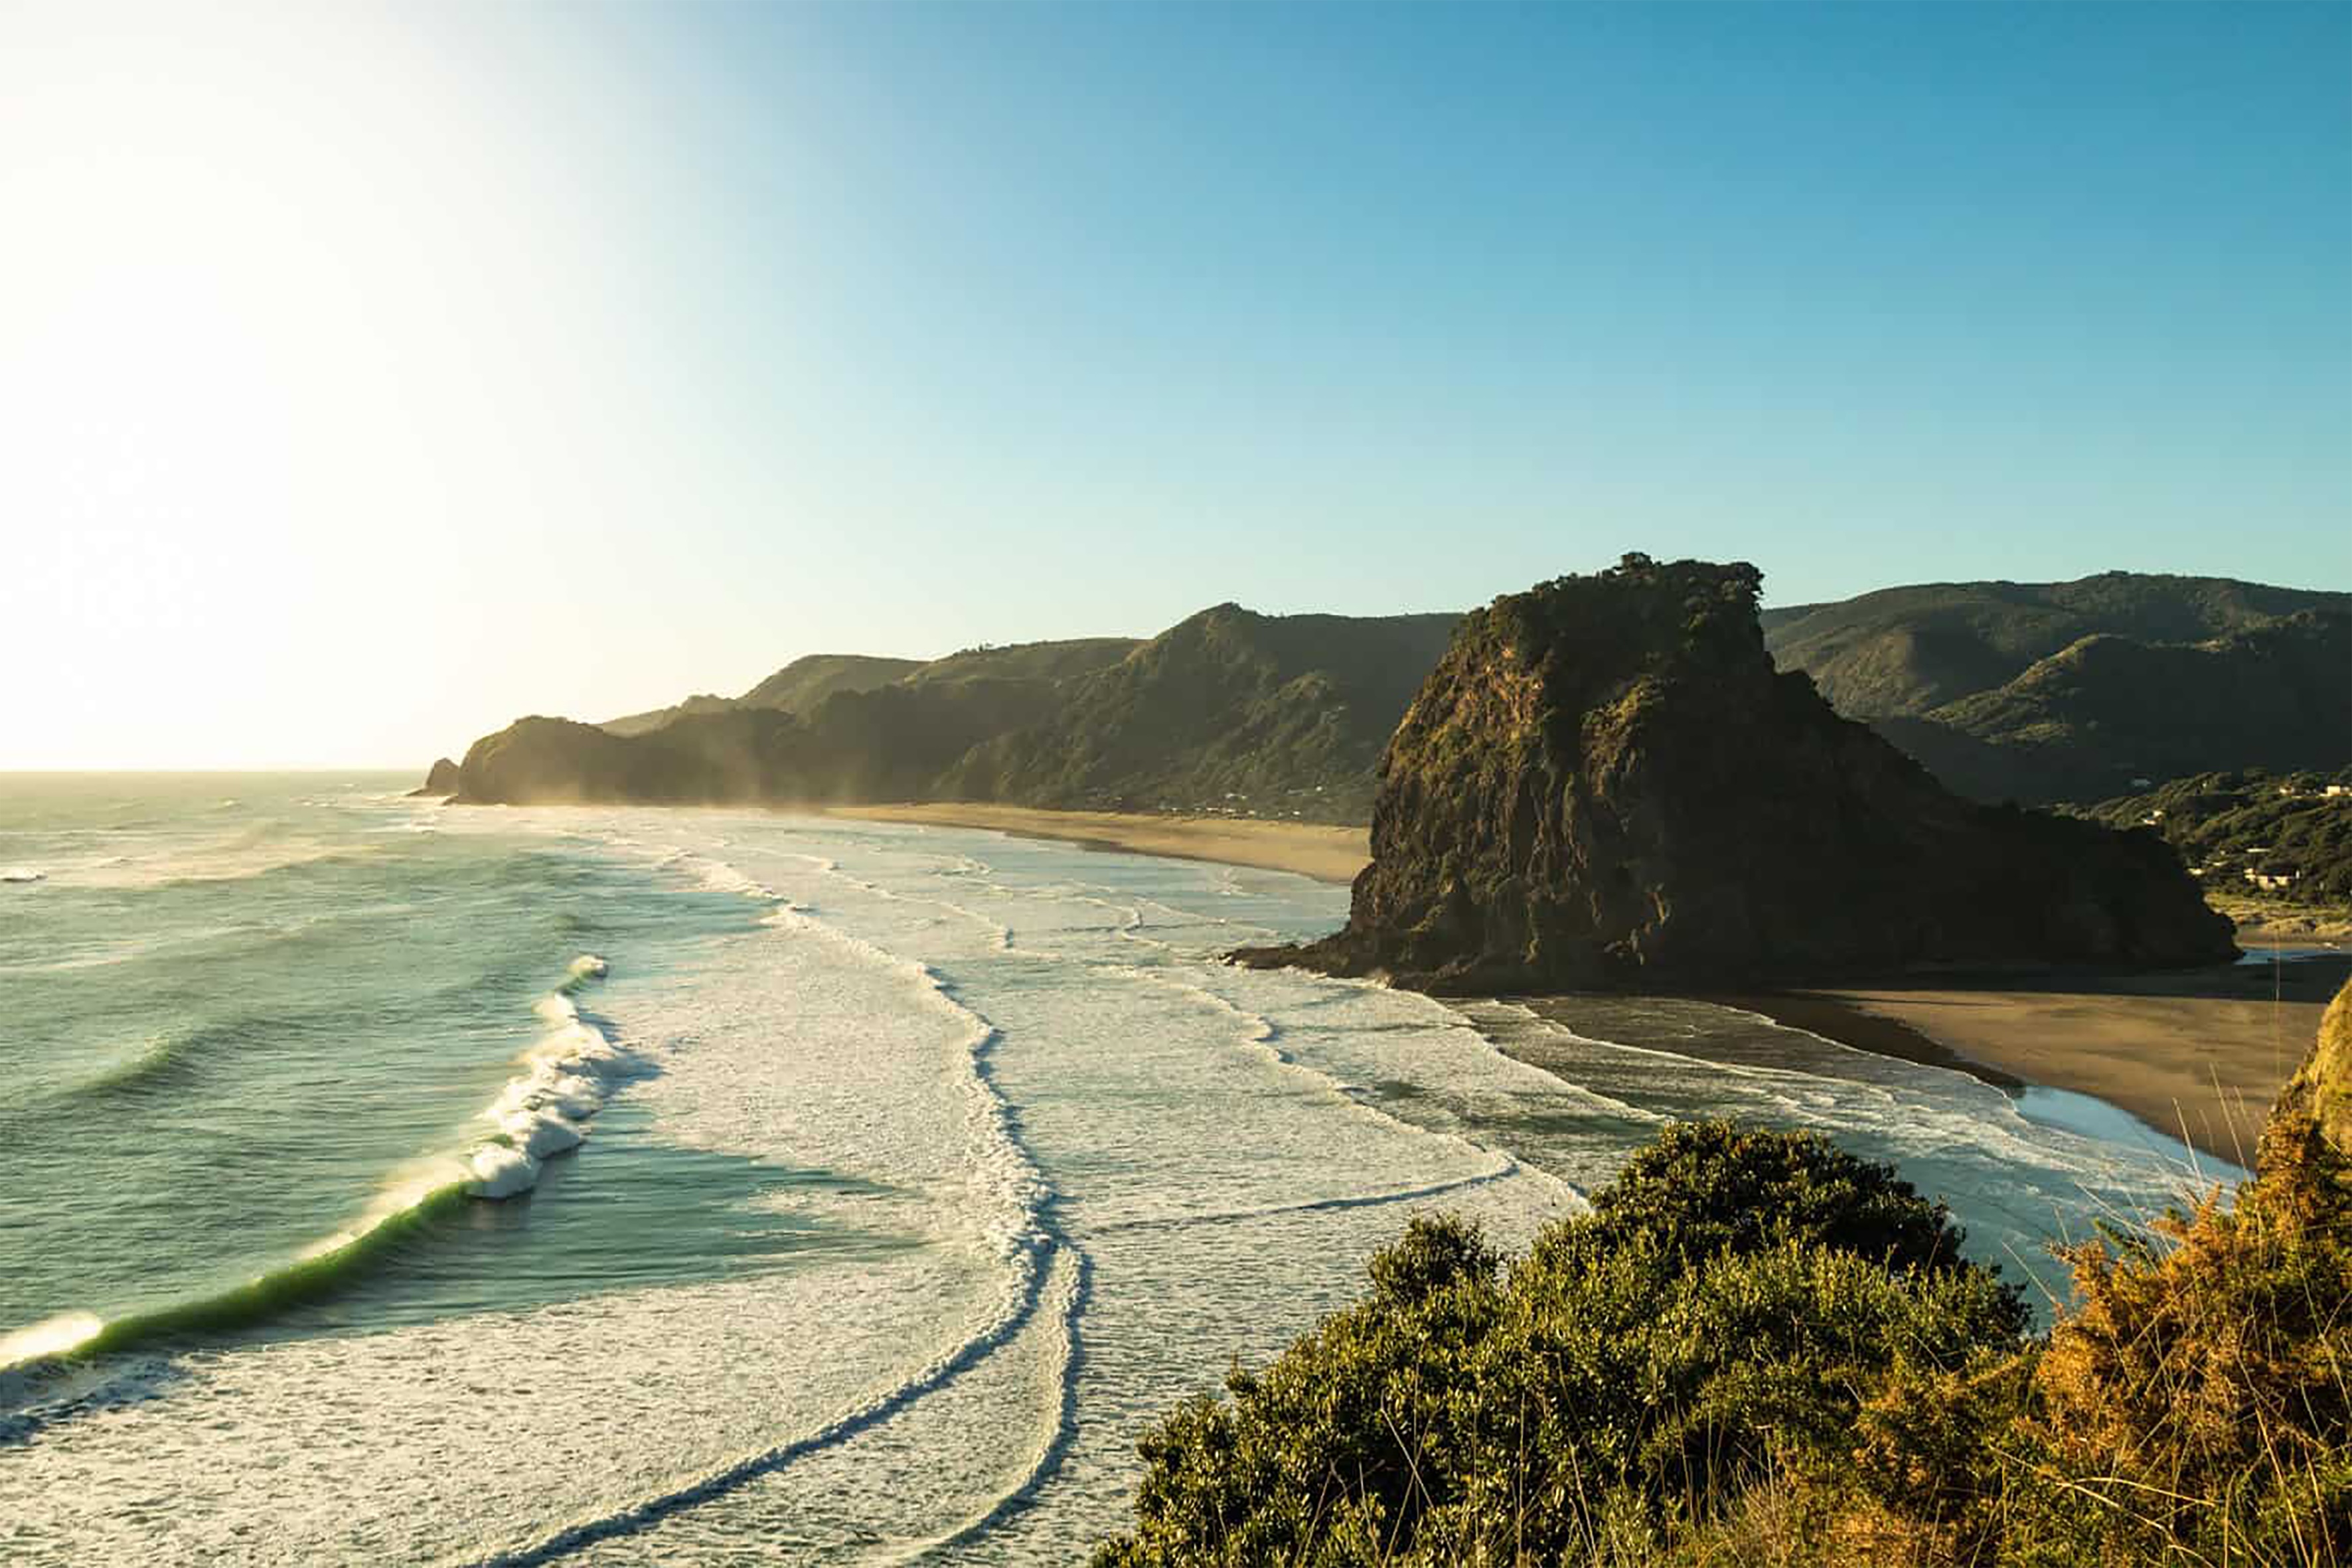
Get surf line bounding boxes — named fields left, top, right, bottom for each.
left=878, top=1226, right=1094, bottom=1564
left=463, top=890, right=1087, bottom=1567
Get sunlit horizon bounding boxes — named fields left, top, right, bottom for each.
left=5, top=1, right=2347, bottom=770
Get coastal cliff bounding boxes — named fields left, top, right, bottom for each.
left=1236, top=556, right=2236, bottom=991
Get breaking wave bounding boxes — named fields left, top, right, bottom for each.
left=464, top=955, right=638, bottom=1200
left=1, top=954, right=637, bottom=1385
left=0, top=1182, right=475, bottom=1393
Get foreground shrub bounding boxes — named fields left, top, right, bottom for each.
left=1871, top=990, right=2352, bottom=1567
left=2017, top=1111, right=2349, bottom=1565
left=1096, top=1069, right=2352, bottom=1567
left=1582, top=1121, right=1989, bottom=1279
left=1091, top=1125, right=2027, bottom=1567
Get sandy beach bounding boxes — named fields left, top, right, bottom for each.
left=1772, top=952, right=2351, bottom=1166
left=826, top=803, right=1372, bottom=886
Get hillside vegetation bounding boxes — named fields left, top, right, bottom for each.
left=2078, top=768, right=2352, bottom=909
left=1095, top=982, right=2352, bottom=1567
left=1761, top=572, right=2342, bottom=719
left=944, top=607, right=1460, bottom=822
left=1763, top=575, right=2350, bottom=805
left=455, top=610, right=1454, bottom=823
left=446, top=568, right=2347, bottom=821
left=597, top=645, right=1114, bottom=737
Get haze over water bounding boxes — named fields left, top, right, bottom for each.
left=1, top=776, right=2228, bottom=1564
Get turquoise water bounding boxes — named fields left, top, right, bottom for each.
left=0, top=776, right=866, bottom=1363
left=0, top=781, right=2236, bottom=1565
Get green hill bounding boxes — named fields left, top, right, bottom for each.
left=1765, top=574, right=2350, bottom=803
left=600, top=654, right=925, bottom=736
left=462, top=674, right=1071, bottom=806
left=1762, top=571, right=2341, bottom=719
left=2078, top=766, right=2352, bottom=907
left=736, top=653, right=927, bottom=711
left=900, top=637, right=1141, bottom=689
left=454, top=609, right=1450, bottom=820
left=599, top=643, right=1139, bottom=740
left=940, top=606, right=1460, bottom=822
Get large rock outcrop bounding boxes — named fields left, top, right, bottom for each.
left=1237, top=556, right=2236, bottom=992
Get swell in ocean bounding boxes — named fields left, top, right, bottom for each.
left=1, top=951, right=639, bottom=1392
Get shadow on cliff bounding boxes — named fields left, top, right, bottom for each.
left=1235, top=554, right=2240, bottom=994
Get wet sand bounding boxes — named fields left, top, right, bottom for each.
left=824, top=803, right=1371, bottom=886
left=1749, top=953, right=2350, bottom=1166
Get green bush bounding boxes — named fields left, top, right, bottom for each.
left=1095, top=1112, right=2349, bottom=1566
left=1579, top=1121, right=1999, bottom=1283
left=1091, top=1125, right=2028, bottom=1567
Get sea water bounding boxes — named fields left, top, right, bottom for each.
left=0, top=778, right=2235, bottom=1565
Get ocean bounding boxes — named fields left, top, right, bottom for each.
left=0, top=775, right=2235, bottom=1565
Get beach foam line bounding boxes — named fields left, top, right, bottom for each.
left=447, top=850, right=1081, bottom=1561
left=458, top=1228, right=1065, bottom=1568
left=1085, top=1159, right=1536, bottom=1237
left=875, top=1236, right=1094, bottom=1563
left=793, top=851, right=1020, bottom=955
left=453, top=864, right=1081, bottom=1565
left=1097, top=962, right=1586, bottom=1215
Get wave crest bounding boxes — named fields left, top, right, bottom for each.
left=462, top=957, right=639, bottom=1200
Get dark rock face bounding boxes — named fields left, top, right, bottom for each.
left=410, top=757, right=461, bottom=797
left=1236, top=556, right=2237, bottom=992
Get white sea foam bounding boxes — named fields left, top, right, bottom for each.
left=4, top=805, right=2223, bottom=1566
left=0, top=1312, right=101, bottom=1371
left=1, top=868, right=44, bottom=883
left=461, top=956, right=637, bottom=1200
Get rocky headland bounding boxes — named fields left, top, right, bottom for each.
left=1234, top=555, right=2238, bottom=992
left=408, top=757, right=461, bottom=797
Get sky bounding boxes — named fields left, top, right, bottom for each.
left=2, top=1, right=2346, bottom=769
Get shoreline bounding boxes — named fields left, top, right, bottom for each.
left=1754, top=958, right=2350, bottom=1167
left=1707, top=990, right=2025, bottom=1093
left=822, top=803, right=1370, bottom=886
left=832, top=801, right=2335, bottom=1166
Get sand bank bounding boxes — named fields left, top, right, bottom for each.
left=1762, top=953, right=2351, bottom=1166
left=824, top=803, right=1371, bottom=886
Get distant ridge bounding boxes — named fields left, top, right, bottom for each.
left=449, top=611, right=1451, bottom=822
left=601, top=655, right=929, bottom=737
left=1763, top=572, right=2351, bottom=803
left=437, top=567, right=2348, bottom=821
left=942, top=605, right=1460, bottom=821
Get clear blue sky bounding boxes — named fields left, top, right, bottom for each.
left=3, top=1, right=2346, bottom=765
